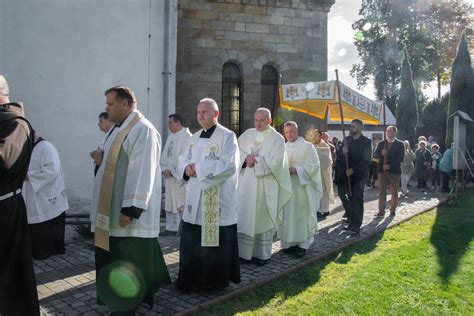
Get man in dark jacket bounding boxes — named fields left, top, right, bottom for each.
left=373, top=126, right=405, bottom=217
left=342, top=119, right=372, bottom=235
left=0, top=75, right=40, bottom=315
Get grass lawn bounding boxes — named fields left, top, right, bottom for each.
left=202, top=191, right=474, bottom=315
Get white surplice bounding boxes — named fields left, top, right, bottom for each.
left=236, top=126, right=292, bottom=260
left=177, top=123, right=239, bottom=226
left=278, top=137, right=322, bottom=249
left=22, top=140, right=69, bottom=224
left=314, top=141, right=335, bottom=213
left=161, top=127, right=192, bottom=231
left=90, top=110, right=162, bottom=238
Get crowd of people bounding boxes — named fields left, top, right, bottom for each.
left=0, top=75, right=455, bottom=315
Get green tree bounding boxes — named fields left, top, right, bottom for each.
left=351, top=0, right=472, bottom=112
left=446, top=33, right=474, bottom=147
left=427, top=1, right=472, bottom=98
left=396, top=51, right=418, bottom=146
left=416, top=93, right=449, bottom=150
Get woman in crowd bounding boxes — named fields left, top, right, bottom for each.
left=415, top=140, right=432, bottom=191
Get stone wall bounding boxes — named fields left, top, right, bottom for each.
left=176, top=0, right=335, bottom=133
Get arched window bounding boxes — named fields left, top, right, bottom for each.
left=222, top=62, right=242, bottom=134
left=261, top=65, right=278, bottom=116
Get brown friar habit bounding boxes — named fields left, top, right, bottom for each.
left=0, top=102, right=39, bottom=316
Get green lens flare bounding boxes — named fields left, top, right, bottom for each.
left=108, top=267, right=140, bottom=299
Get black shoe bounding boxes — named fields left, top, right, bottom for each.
left=375, top=211, right=385, bottom=217
left=294, top=247, right=306, bottom=258
left=343, top=224, right=351, bottom=230
left=349, top=229, right=360, bottom=236
left=253, top=258, right=269, bottom=266
left=342, top=213, right=348, bottom=218
left=317, top=212, right=329, bottom=219
left=283, top=246, right=298, bottom=255
left=142, top=294, right=154, bottom=309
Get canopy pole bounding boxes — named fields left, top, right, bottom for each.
left=273, top=73, right=283, bottom=130
left=335, top=69, right=352, bottom=196
left=322, top=104, right=329, bottom=132
left=382, top=100, right=388, bottom=188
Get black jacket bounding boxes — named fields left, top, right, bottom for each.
left=345, top=134, right=372, bottom=182
left=373, top=138, right=405, bottom=174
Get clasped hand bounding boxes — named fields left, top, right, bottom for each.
left=245, top=155, right=258, bottom=168
left=185, top=164, right=196, bottom=177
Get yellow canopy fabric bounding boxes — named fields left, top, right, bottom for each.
left=279, top=80, right=382, bottom=125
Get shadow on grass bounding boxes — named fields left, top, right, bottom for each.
left=335, top=215, right=394, bottom=265
left=202, top=216, right=394, bottom=316
left=430, top=189, right=474, bottom=284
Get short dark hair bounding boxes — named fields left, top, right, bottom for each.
left=105, top=85, right=137, bottom=106
left=169, top=113, right=183, bottom=125
left=387, top=125, right=398, bottom=133
left=351, top=119, right=364, bottom=128
left=98, top=112, right=108, bottom=119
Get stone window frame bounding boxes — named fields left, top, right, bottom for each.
left=261, top=64, right=279, bottom=119
left=221, top=62, right=243, bottom=134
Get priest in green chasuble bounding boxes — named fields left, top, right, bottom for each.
left=278, top=121, right=322, bottom=258
left=91, top=86, right=170, bottom=313
left=237, top=108, right=292, bottom=266
left=176, top=98, right=241, bottom=293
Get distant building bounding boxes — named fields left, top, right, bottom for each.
left=176, top=0, right=335, bottom=134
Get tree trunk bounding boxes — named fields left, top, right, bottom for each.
left=437, top=73, right=441, bottom=100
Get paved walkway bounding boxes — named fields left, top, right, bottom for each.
left=37, top=186, right=447, bottom=315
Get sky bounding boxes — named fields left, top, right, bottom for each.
left=327, top=0, right=474, bottom=101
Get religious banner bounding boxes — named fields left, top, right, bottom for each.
left=279, top=80, right=382, bottom=125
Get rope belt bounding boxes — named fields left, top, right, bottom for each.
left=0, top=188, right=22, bottom=201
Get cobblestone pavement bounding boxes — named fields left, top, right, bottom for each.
left=37, top=185, right=447, bottom=315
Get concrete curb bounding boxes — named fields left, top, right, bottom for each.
left=177, top=196, right=448, bottom=316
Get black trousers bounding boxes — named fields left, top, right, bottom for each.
left=431, top=169, right=441, bottom=187
left=441, top=171, right=451, bottom=192
left=337, top=181, right=350, bottom=217
left=348, top=177, right=367, bottom=232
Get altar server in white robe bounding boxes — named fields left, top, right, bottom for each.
left=160, top=113, right=191, bottom=232
left=278, top=122, right=322, bottom=258
left=176, top=98, right=240, bottom=293
left=237, top=108, right=292, bottom=266
left=91, top=86, right=170, bottom=313
left=305, top=128, right=335, bottom=219
left=22, top=133, right=68, bottom=260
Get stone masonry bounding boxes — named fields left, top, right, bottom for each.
left=176, top=0, right=335, bottom=133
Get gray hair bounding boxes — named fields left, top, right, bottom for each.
left=255, top=107, right=272, bottom=119
left=199, top=98, right=219, bottom=111
left=0, top=75, right=9, bottom=96
left=283, top=121, right=298, bottom=129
